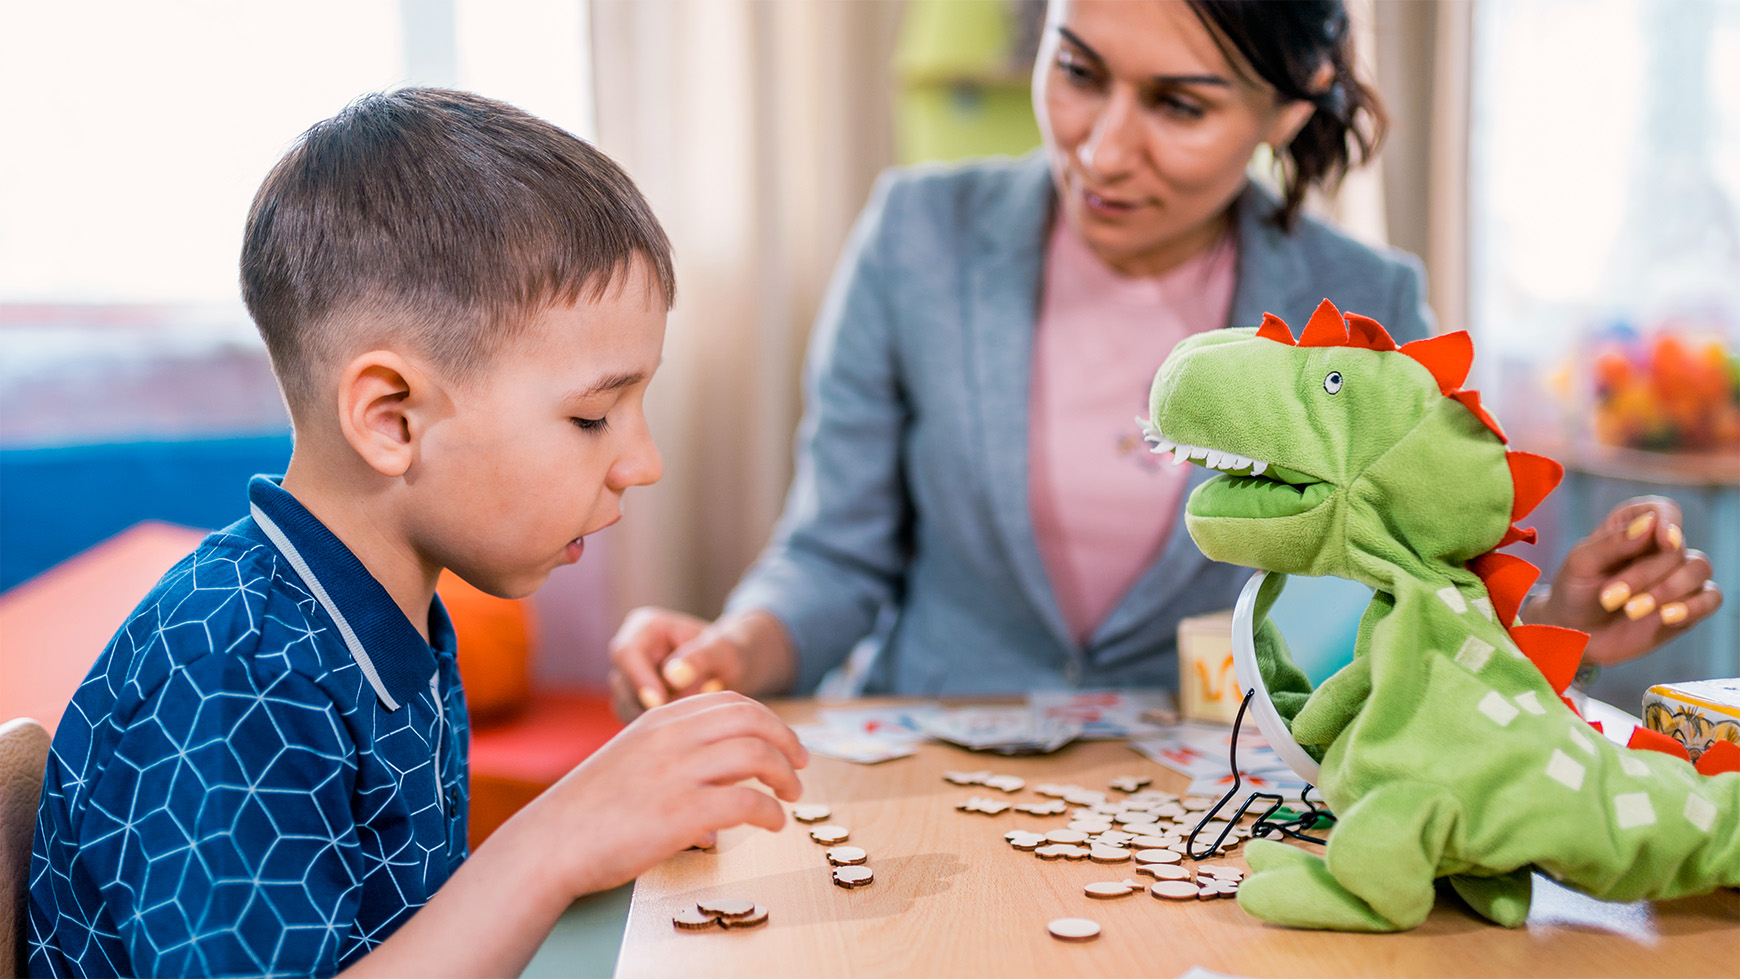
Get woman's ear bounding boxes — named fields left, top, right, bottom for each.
left=1265, top=61, right=1338, bottom=151
left=336, top=351, right=433, bottom=478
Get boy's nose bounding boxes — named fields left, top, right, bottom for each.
left=613, top=429, right=663, bottom=489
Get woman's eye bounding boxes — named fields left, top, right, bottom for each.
left=572, top=416, right=610, bottom=433
left=1148, top=93, right=1205, bottom=119
left=1324, top=371, right=1343, bottom=394
left=1057, top=56, right=1097, bottom=86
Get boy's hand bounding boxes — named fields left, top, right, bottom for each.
left=608, top=607, right=795, bottom=719
left=528, top=692, right=808, bottom=897
left=1527, top=496, right=1722, bottom=666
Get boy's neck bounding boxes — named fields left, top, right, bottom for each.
left=281, top=452, right=438, bottom=644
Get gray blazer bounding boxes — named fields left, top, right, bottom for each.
left=725, top=152, right=1431, bottom=696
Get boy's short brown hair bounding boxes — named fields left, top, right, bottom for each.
left=241, top=87, right=675, bottom=417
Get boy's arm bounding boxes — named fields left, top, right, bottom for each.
left=340, top=692, right=807, bottom=977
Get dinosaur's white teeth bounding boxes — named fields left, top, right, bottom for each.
left=1204, top=449, right=1223, bottom=469
left=1250, top=459, right=1268, bottom=476
left=1189, top=446, right=1208, bottom=461
left=1148, top=439, right=1176, bottom=456
left=1139, top=421, right=1272, bottom=475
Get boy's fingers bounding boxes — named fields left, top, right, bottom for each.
left=688, top=737, right=805, bottom=802
left=707, top=785, right=790, bottom=834
left=677, top=696, right=810, bottom=769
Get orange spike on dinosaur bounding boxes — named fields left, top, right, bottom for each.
left=1505, top=451, right=1563, bottom=522
left=1298, top=299, right=1351, bottom=346
left=1468, top=551, right=1539, bottom=627
left=1344, top=312, right=1399, bottom=351
left=1508, top=624, right=1587, bottom=695
left=1399, top=331, right=1474, bottom=395
left=1257, top=312, right=1297, bottom=345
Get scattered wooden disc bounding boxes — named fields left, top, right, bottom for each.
left=1127, top=835, right=1171, bottom=849
left=1034, top=783, right=1073, bottom=798
left=1149, top=880, right=1201, bottom=900
left=1047, top=917, right=1102, bottom=941
left=1088, top=845, right=1131, bottom=864
left=833, top=866, right=874, bottom=888
left=1006, top=830, right=1047, bottom=850
left=697, top=898, right=756, bottom=918
left=1067, top=820, right=1114, bottom=834
left=1014, top=799, right=1067, bottom=816
left=1109, top=775, right=1152, bottom=793
left=719, top=905, right=769, bottom=928
left=809, top=825, right=850, bottom=844
left=1044, top=829, right=1090, bottom=845
left=944, top=770, right=990, bottom=785
left=1141, top=863, right=1192, bottom=881
left=1084, top=881, right=1133, bottom=899
left=792, top=804, right=832, bottom=823
left=826, top=846, right=868, bottom=866
left=1133, top=848, right=1181, bottom=865
left=1180, top=796, right=1217, bottom=811
left=983, top=774, right=1025, bottom=793
left=1197, top=864, right=1243, bottom=880
left=672, top=909, right=719, bottom=931
left=1036, top=843, right=1089, bottom=860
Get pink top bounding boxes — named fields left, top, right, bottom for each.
left=1029, top=219, right=1237, bottom=645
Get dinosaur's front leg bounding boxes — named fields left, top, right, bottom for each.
left=1239, top=780, right=1464, bottom=932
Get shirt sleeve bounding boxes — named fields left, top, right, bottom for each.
left=80, top=650, right=363, bottom=978
left=723, top=169, right=914, bottom=693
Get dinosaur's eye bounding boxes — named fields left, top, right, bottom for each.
left=1324, top=371, right=1343, bottom=394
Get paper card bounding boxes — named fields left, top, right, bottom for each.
left=793, top=724, right=919, bottom=764
left=1027, top=688, right=1179, bottom=739
left=814, top=704, right=945, bottom=741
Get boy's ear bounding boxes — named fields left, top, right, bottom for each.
left=336, top=351, right=437, bottom=478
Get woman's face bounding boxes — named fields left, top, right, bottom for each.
left=1034, top=0, right=1317, bottom=277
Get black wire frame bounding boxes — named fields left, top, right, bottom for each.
left=1182, top=688, right=1337, bottom=860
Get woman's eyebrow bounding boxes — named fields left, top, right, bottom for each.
left=1056, top=26, right=1231, bottom=88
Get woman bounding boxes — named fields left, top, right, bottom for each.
left=609, top=0, right=1721, bottom=711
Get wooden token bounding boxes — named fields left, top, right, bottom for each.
left=697, top=898, right=756, bottom=918
left=719, top=905, right=769, bottom=928
left=944, top=770, right=990, bottom=785
left=672, top=909, right=720, bottom=930
left=1149, top=880, right=1201, bottom=900
left=1127, top=835, right=1170, bottom=849
left=1044, top=829, right=1090, bottom=845
left=1133, top=848, right=1181, bottom=865
left=1065, top=846, right=1092, bottom=860
left=1109, top=775, right=1152, bottom=793
left=1180, top=796, right=1217, bottom=811
left=1047, top=917, right=1101, bottom=941
left=1122, top=878, right=1145, bottom=889
left=1088, top=845, right=1131, bottom=864
left=832, top=865, right=874, bottom=888
left=1141, top=863, right=1192, bottom=881
left=983, top=774, right=1025, bottom=793
left=809, top=824, right=850, bottom=844
left=826, top=846, right=867, bottom=866
left=1014, top=799, right=1067, bottom=816
left=1063, top=789, right=1108, bottom=806
left=1084, top=881, right=1133, bottom=899
left=1068, top=820, right=1114, bottom=834
left=1035, top=783, right=1073, bottom=798
left=1006, top=830, right=1047, bottom=850
left=792, top=804, right=831, bottom=823
left=1197, top=864, right=1242, bottom=879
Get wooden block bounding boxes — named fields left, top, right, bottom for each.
left=1047, top=918, right=1101, bottom=941
left=1176, top=609, right=1242, bottom=724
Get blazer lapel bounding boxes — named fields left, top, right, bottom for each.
left=964, top=154, right=1079, bottom=652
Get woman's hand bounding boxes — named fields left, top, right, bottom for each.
left=608, top=607, right=797, bottom=720
left=1526, top=496, right=1722, bottom=666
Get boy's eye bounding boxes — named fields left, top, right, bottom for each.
left=571, top=416, right=610, bottom=433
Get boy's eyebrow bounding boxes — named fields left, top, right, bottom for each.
left=566, top=370, right=647, bottom=400
left=1055, top=26, right=1231, bottom=88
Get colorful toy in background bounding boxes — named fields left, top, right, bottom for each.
left=1586, top=324, right=1740, bottom=454
left=1644, top=679, right=1740, bottom=765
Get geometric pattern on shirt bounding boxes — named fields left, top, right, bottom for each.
left=28, top=531, right=469, bottom=978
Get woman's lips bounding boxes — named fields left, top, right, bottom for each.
left=1082, top=187, right=1143, bottom=216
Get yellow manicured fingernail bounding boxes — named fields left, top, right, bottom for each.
left=1623, top=593, right=1656, bottom=621
left=1625, top=513, right=1654, bottom=540
left=1666, top=523, right=1683, bottom=550
left=638, top=686, right=666, bottom=710
left=1660, top=601, right=1689, bottom=626
left=701, top=678, right=726, bottom=693
left=663, top=659, right=696, bottom=689
left=1599, top=581, right=1630, bottom=612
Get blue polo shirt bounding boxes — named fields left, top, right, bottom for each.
left=28, top=476, right=469, bottom=978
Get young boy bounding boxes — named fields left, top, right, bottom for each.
left=27, top=88, right=807, bottom=978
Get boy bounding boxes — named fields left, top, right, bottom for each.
left=28, top=89, right=807, bottom=977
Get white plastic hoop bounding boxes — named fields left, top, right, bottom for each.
left=1230, top=570, right=1321, bottom=784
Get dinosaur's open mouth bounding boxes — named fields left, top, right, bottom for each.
left=1140, top=419, right=1333, bottom=519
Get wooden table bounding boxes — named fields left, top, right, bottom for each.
left=616, top=700, right=1740, bottom=978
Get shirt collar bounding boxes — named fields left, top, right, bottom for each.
left=243, top=475, right=452, bottom=710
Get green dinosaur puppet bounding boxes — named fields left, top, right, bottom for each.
left=1143, top=300, right=1740, bottom=932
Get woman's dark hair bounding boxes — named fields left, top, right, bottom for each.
left=1187, top=0, right=1387, bottom=230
